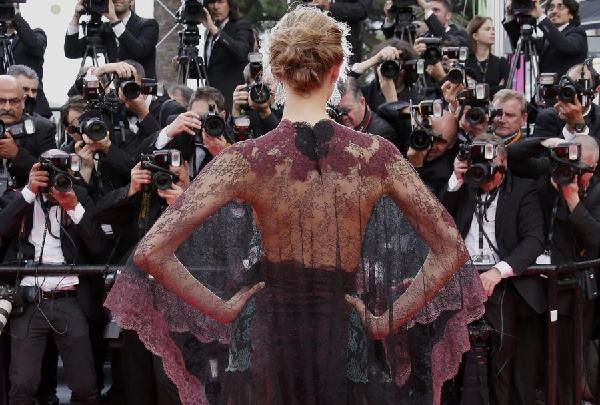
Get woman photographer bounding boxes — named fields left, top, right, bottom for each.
left=465, top=16, right=509, bottom=97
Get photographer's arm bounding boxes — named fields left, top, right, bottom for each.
left=537, top=18, right=587, bottom=56
left=13, top=14, right=47, bottom=58
left=114, top=20, right=159, bottom=62
left=0, top=190, right=29, bottom=240
left=214, top=21, right=254, bottom=64
left=329, top=0, right=372, bottom=23
left=566, top=187, right=600, bottom=251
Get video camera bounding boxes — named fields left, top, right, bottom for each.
left=247, top=52, right=271, bottom=105
left=458, top=141, right=500, bottom=186
left=458, top=84, right=490, bottom=125
left=550, top=143, right=594, bottom=186
left=177, top=0, right=206, bottom=25
left=115, top=77, right=158, bottom=100
left=409, top=99, right=444, bottom=150
left=83, top=0, right=108, bottom=15
left=39, top=153, right=81, bottom=194
left=140, top=149, right=181, bottom=191
left=511, top=0, right=535, bottom=14
left=198, top=105, right=226, bottom=138
left=0, top=0, right=25, bottom=23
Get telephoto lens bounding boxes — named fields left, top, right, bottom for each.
left=380, top=60, right=401, bottom=80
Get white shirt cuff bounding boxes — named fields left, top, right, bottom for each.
left=494, top=261, right=514, bottom=278
left=155, top=128, right=170, bottom=149
left=67, top=203, right=85, bottom=225
left=66, top=24, right=79, bottom=36
left=562, top=124, right=588, bottom=141
left=447, top=173, right=463, bottom=192
left=425, top=10, right=434, bottom=20
left=537, top=15, right=548, bottom=25
left=112, top=21, right=126, bottom=38
left=21, top=186, right=36, bottom=204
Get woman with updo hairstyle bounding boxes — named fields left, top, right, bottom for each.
left=465, top=16, right=509, bottom=97
left=123, top=5, right=484, bottom=405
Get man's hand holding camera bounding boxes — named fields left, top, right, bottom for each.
left=442, top=80, right=465, bottom=113
left=27, top=163, right=78, bottom=211
left=551, top=174, right=581, bottom=211
left=127, top=162, right=151, bottom=197
left=555, top=96, right=586, bottom=133
left=82, top=133, right=111, bottom=154
left=102, top=0, right=120, bottom=24
left=165, top=111, right=202, bottom=138
left=157, top=183, right=184, bottom=206
left=199, top=6, right=219, bottom=36
left=453, top=155, right=469, bottom=183
left=232, top=84, right=272, bottom=119
left=0, top=132, right=18, bottom=160
left=70, top=0, right=85, bottom=27
left=90, top=62, right=137, bottom=81
left=202, top=131, right=229, bottom=157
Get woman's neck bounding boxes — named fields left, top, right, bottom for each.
left=281, top=85, right=331, bottom=125
left=475, top=43, right=491, bottom=61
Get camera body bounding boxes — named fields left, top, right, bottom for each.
left=83, top=0, right=108, bottom=14
left=409, top=99, right=444, bottom=150
left=550, top=143, right=594, bottom=186
left=198, top=105, right=226, bottom=138
left=458, top=141, right=498, bottom=186
left=177, top=0, right=205, bottom=25
left=420, top=37, right=443, bottom=65
left=246, top=52, right=271, bottom=105
left=380, top=58, right=425, bottom=85
left=39, top=153, right=80, bottom=194
left=458, top=84, right=490, bottom=125
left=511, top=0, right=535, bottom=14
left=0, top=118, right=36, bottom=140
left=116, top=77, right=158, bottom=100
left=0, top=0, right=25, bottom=23
left=79, top=74, right=118, bottom=141
left=140, top=149, right=181, bottom=191
left=389, top=0, right=417, bottom=13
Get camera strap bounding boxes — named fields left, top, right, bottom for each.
left=475, top=187, right=501, bottom=258
left=137, top=191, right=151, bottom=236
left=543, top=195, right=560, bottom=257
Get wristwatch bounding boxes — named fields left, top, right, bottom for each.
left=573, top=122, right=587, bottom=133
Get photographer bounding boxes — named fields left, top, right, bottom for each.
left=465, top=16, right=509, bottom=97
left=308, top=0, right=371, bottom=64
left=199, top=0, right=254, bottom=112
left=8, top=64, right=45, bottom=117
left=65, top=0, right=159, bottom=78
left=441, top=133, right=545, bottom=405
left=0, top=150, right=107, bottom=405
left=533, top=63, right=600, bottom=143
left=167, top=84, right=193, bottom=109
left=442, top=80, right=490, bottom=140
left=407, top=109, right=458, bottom=195
left=350, top=39, right=419, bottom=111
left=503, top=0, right=587, bottom=78
left=8, top=5, right=51, bottom=118
left=0, top=75, right=55, bottom=189
left=383, top=0, right=468, bottom=46
left=491, top=89, right=527, bottom=143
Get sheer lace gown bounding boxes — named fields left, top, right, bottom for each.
left=104, top=119, right=485, bottom=405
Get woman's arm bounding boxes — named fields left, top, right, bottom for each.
left=133, top=144, right=261, bottom=323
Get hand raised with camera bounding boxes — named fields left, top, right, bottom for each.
left=551, top=176, right=581, bottom=211
left=351, top=46, right=402, bottom=76
left=27, top=163, right=48, bottom=195
left=157, top=183, right=185, bottom=206
left=554, top=97, right=585, bottom=131
left=441, top=81, right=464, bottom=112
left=407, top=147, right=429, bottom=169
left=427, top=61, right=446, bottom=81
left=200, top=7, right=219, bottom=36
left=49, top=188, right=78, bottom=212
left=71, top=0, right=85, bottom=25
left=165, top=111, right=202, bottom=138
left=91, top=62, right=137, bottom=80
left=0, top=132, right=18, bottom=159
left=82, top=134, right=111, bottom=154
left=75, top=141, right=95, bottom=184
left=103, top=0, right=119, bottom=23
left=527, top=0, right=543, bottom=19
left=127, top=162, right=152, bottom=197
left=453, top=156, right=469, bottom=182
left=377, top=66, right=398, bottom=103
left=202, top=131, right=230, bottom=157
left=231, top=84, right=250, bottom=118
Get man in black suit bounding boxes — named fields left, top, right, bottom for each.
left=441, top=134, right=545, bottom=405
left=383, top=0, right=469, bottom=46
left=0, top=75, right=56, bottom=189
left=309, top=0, right=372, bottom=64
left=503, top=0, right=587, bottom=78
left=9, top=8, right=51, bottom=118
left=0, top=150, right=107, bottom=405
left=65, top=0, right=158, bottom=78
left=533, top=63, right=600, bottom=146
left=200, top=0, right=254, bottom=112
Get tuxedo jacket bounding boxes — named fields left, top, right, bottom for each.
left=64, top=12, right=159, bottom=78
left=12, top=14, right=51, bottom=117
left=441, top=171, right=546, bottom=313
left=0, top=186, right=108, bottom=320
left=204, top=19, right=255, bottom=112
left=329, top=0, right=372, bottom=64
left=533, top=104, right=600, bottom=146
left=504, top=18, right=587, bottom=78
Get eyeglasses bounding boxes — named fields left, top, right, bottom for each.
left=548, top=3, right=567, bottom=11
left=0, top=97, right=22, bottom=106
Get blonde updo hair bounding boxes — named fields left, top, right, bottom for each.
left=265, top=6, right=350, bottom=95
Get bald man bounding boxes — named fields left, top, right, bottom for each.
left=0, top=75, right=56, bottom=190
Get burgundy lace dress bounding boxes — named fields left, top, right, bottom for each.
left=105, top=119, right=485, bottom=405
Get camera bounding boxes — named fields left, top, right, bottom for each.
left=140, top=149, right=181, bottom=191
left=419, top=37, right=443, bottom=65
left=83, top=0, right=108, bottom=14
left=550, top=143, right=594, bottom=186
left=409, top=99, right=444, bottom=150
left=538, top=73, right=560, bottom=104
left=389, top=0, right=417, bottom=12
left=0, top=118, right=36, bottom=140
left=199, top=105, right=226, bottom=138
left=246, top=52, right=271, bottom=105
left=78, top=73, right=116, bottom=141
left=116, top=77, right=158, bottom=100
left=458, top=84, right=490, bottom=125
left=39, top=153, right=80, bottom=194
left=177, top=0, right=205, bottom=25
left=327, top=103, right=349, bottom=123
left=0, top=284, right=16, bottom=334
left=458, top=141, right=498, bottom=186
left=511, top=0, right=535, bottom=14
left=380, top=58, right=425, bottom=85
left=443, top=47, right=469, bottom=62
left=0, top=0, right=25, bottom=22
left=447, top=63, right=465, bottom=85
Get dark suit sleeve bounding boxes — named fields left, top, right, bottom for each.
left=567, top=190, right=600, bottom=252
left=537, top=19, right=588, bottom=57
left=329, top=0, right=372, bottom=23
left=72, top=188, right=108, bottom=257
left=503, top=185, right=545, bottom=273
left=92, top=184, right=136, bottom=225
left=439, top=185, right=463, bottom=217
left=0, top=191, right=29, bottom=240
left=117, top=19, right=159, bottom=62
left=503, top=18, right=521, bottom=50
left=101, top=143, right=137, bottom=184
left=425, top=13, right=446, bottom=38
left=532, top=108, right=564, bottom=138
left=506, top=138, right=551, bottom=179
left=64, top=32, right=86, bottom=59
left=13, top=14, right=46, bottom=58
left=214, top=20, right=254, bottom=64
left=382, top=20, right=395, bottom=39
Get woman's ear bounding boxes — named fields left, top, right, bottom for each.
left=329, top=63, right=342, bottom=84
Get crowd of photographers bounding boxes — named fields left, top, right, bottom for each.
left=0, top=0, right=598, bottom=404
